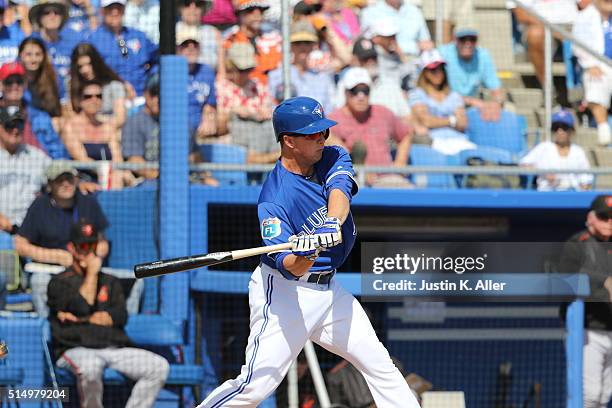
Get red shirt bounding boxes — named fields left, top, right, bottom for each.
left=328, top=105, right=409, bottom=166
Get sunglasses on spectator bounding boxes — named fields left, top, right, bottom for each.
left=42, top=7, right=62, bottom=16
left=596, top=213, right=611, bottom=222
left=3, top=119, right=24, bottom=132
left=74, top=241, right=98, bottom=254
left=3, top=77, right=23, bottom=86
left=54, top=174, right=76, bottom=184
left=82, top=93, right=102, bottom=100
left=458, top=36, right=477, bottom=43
left=551, top=123, right=573, bottom=132
left=117, top=37, right=128, bottom=57
left=348, top=86, right=370, bottom=97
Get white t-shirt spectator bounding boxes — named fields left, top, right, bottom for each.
left=506, top=0, right=579, bottom=25
left=0, top=144, right=51, bottom=226
left=519, top=141, right=593, bottom=191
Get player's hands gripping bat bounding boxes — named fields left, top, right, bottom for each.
left=289, top=235, right=321, bottom=261
left=314, top=217, right=342, bottom=248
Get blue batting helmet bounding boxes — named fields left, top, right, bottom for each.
left=272, top=96, right=337, bottom=141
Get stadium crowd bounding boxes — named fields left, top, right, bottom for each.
left=0, top=0, right=610, bottom=405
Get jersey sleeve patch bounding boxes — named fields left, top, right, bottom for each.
left=261, top=217, right=282, bottom=239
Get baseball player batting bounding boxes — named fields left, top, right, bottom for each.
left=197, top=96, right=420, bottom=408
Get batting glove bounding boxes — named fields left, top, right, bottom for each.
left=314, top=217, right=342, bottom=248
left=289, top=235, right=321, bottom=261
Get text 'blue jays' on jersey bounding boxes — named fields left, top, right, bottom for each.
left=258, top=145, right=358, bottom=277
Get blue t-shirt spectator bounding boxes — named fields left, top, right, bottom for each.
left=28, top=104, right=70, bottom=159
left=0, top=24, right=25, bottom=65
left=89, top=25, right=158, bottom=96
left=438, top=42, right=501, bottom=98
left=408, top=87, right=467, bottom=141
left=188, top=63, right=216, bottom=135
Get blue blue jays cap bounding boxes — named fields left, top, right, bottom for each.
left=551, top=109, right=575, bottom=128
left=272, top=96, right=337, bottom=141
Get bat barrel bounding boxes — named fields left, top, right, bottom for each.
left=134, top=252, right=233, bottom=278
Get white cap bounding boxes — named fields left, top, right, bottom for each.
left=364, top=15, right=399, bottom=38
left=342, top=67, right=372, bottom=90
left=418, top=49, right=446, bottom=70
left=101, top=0, right=126, bottom=7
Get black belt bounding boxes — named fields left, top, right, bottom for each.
left=307, top=272, right=334, bottom=284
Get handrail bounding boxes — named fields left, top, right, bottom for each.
left=56, top=159, right=612, bottom=176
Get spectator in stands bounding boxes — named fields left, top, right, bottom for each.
left=572, top=0, right=612, bottom=146
left=519, top=109, right=592, bottom=191
left=64, top=0, right=99, bottom=35
left=175, top=26, right=217, bottom=140
left=222, top=0, right=281, bottom=85
left=291, top=1, right=353, bottom=72
left=361, top=0, right=432, bottom=57
left=268, top=20, right=335, bottom=112
left=508, top=0, right=582, bottom=88
left=333, top=37, right=412, bottom=121
left=408, top=50, right=475, bottom=155
left=0, top=61, right=70, bottom=159
left=328, top=67, right=413, bottom=188
left=0, top=106, right=50, bottom=239
left=438, top=27, right=505, bottom=122
left=408, top=0, right=475, bottom=44
left=360, top=17, right=415, bottom=89
left=15, top=161, right=109, bottom=317
left=121, top=73, right=159, bottom=179
left=89, top=0, right=158, bottom=96
left=320, top=0, right=360, bottom=45
left=29, top=0, right=82, bottom=99
left=3, top=0, right=31, bottom=38
left=18, top=37, right=63, bottom=132
left=122, top=74, right=218, bottom=184
left=176, top=0, right=222, bottom=70
left=558, top=194, right=611, bottom=408
left=202, top=0, right=235, bottom=29
left=62, top=80, right=130, bottom=188
left=124, top=0, right=159, bottom=43
left=48, top=219, right=169, bottom=408
left=0, top=0, right=25, bottom=65
left=69, top=43, right=128, bottom=127
left=216, top=42, right=278, bottom=164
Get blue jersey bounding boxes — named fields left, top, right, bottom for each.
left=258, top=146, right=358, bottom=277
left=187, top=63, right=216, bottom=134
left=89, top=25, right=158, bottom=96
left=65, top=0, right=100, bottom=36
left=0, top=24, right=24, bottom=65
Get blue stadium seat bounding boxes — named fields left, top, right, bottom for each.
left=466, top=108, right=528, bottom=156
left=409, top=145, right=457, bottom=188
left=198, top=144, right=248, bottom=186
left=456, top=146, right=515, bottom=165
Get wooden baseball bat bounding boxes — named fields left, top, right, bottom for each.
left=134, top=242, right=293, bottom=279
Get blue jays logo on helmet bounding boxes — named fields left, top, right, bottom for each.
left=273, top=96, right=337, bottom=141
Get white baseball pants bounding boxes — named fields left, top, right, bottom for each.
left=583, top=329, right=612, bottom=408
left=198, top=264, right=420, bottom=408
left=57, top=346, right=170, bottom=408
